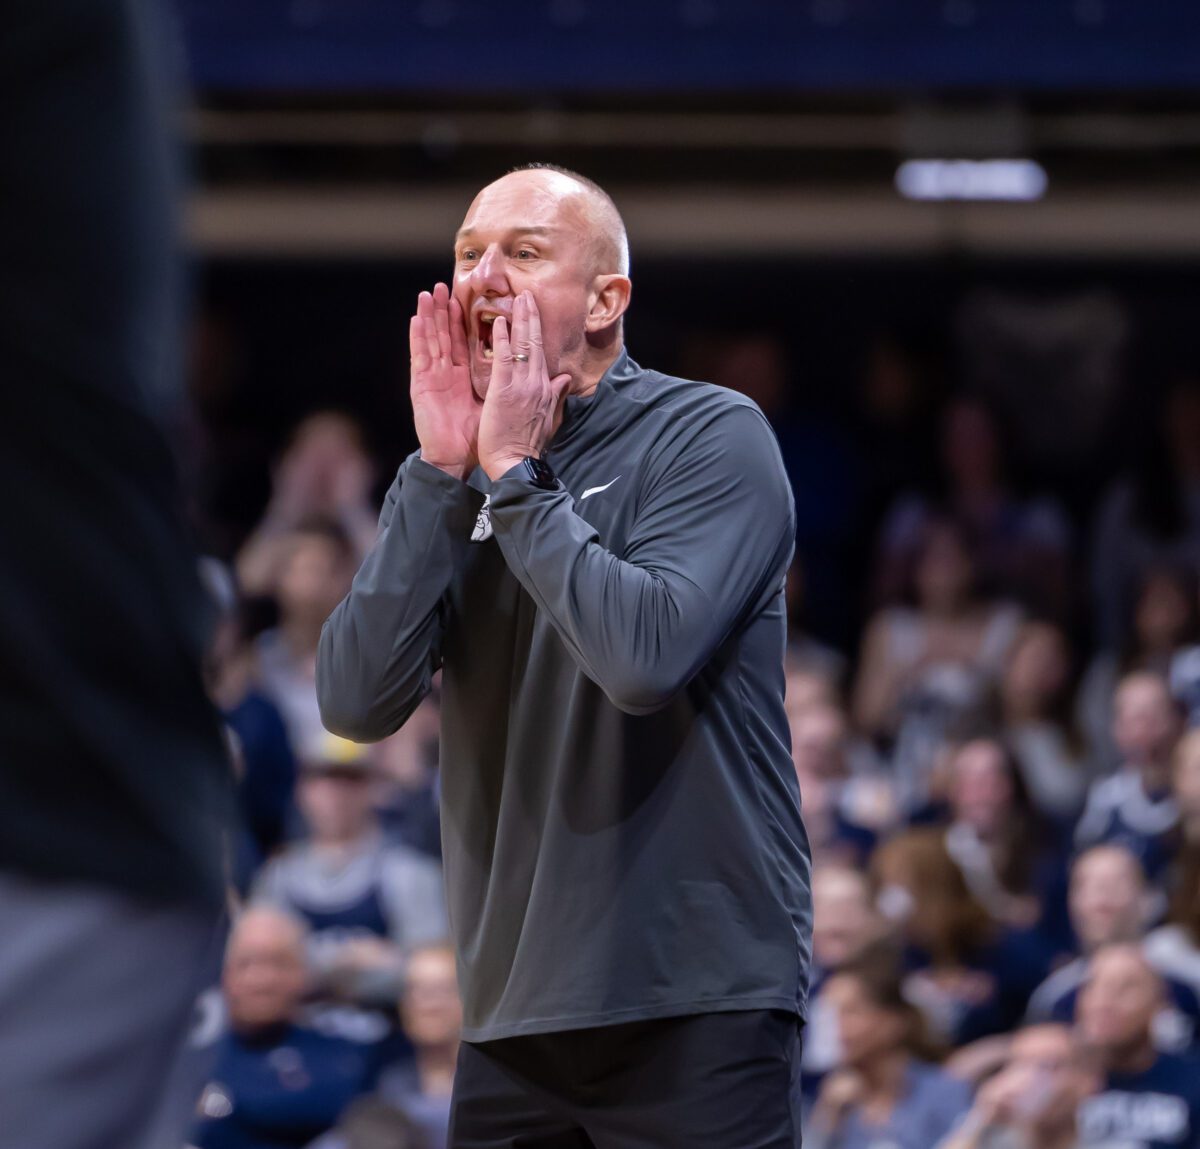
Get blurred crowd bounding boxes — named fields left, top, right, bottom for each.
left=180, top=327, right=1200, bottom=1147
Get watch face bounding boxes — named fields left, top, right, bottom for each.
left=523, top=456, right=558, bottom=490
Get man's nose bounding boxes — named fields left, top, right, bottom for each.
left=470, top=244, right=509, bottom=296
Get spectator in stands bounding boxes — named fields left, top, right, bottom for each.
left=854, top=515, right=1022, bottom=812
left=786, top=657, right=843, bottom=716
left=874, top=395, right=1072, bottom=621
left=1076, top=671, right=1183, bottom=879
left=807, top=955, right=972, bottom=1149
left=790, top=701, right=893, bottom=866
left=1078, top=564, right=1199, bottom=772
left=1000, top=622, right=1091, bottom=821
left=804, top=865, right=890, bottom=1087
left=873, top=829, right=1054, bottom=1046
left=192, top=907, right=375, bottom=1149
left=1075, top=944, right=1200, bottom=1149
left=251, top=734, right=447, bottom=1009
left=255, top=519, right=358, bottom=754
left=312, top=943, right=460, bottom=1149
left=201, top=558, right=297, bottom=887
left=1027, top=845, right=1200, bottom=1054
left=936, top=1023, right=1099, bottom=1149
left=1090, top=376, right=1200, bottom=651
left=237, top=411, right=379, bottom=598
left=942, top=736, right=1060, bottom=933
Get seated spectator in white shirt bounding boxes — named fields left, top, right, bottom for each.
left=936, top=1023, right=1099, bottom=1149
left=1075, top=671, right=1183, bottom=880
left=1075, top=944, right=1200, bottom=1149
left=252, top=733, right=447, bottom=1011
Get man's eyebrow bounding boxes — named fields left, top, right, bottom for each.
left=454, top=225, right=556, bottom=242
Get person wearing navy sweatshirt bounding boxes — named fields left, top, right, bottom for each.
left=192, top=907, right=375, bottom=1149
left=1076, top=943, right=1200, bottom=1149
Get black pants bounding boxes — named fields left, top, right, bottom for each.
left=449, top=1009, right=803, bottom=1149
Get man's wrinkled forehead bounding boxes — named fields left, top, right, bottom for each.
left=458, top=170, right=590, bottom=240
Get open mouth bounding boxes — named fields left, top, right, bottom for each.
left=475, top=310, right=505, bottom=361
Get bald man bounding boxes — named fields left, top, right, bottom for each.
left=317, top=164, right=811, bottom=1146
left=1076, top=944, right=1200, bottom=1149
left=192, top=907, right=376, bottom=1149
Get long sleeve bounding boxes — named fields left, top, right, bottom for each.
left=487, top=405, right=795, bottom=715
left=316, top=455, right=482, bottom=742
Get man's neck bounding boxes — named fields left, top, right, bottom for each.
left=571, top=342, right=624, bottom=399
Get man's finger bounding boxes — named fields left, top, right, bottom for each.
left=511, top=292, right=535, bottom=363
left=491, top=315, right=513, bottom=387
left=409, top=315, right=429, bottom=372
left=449, top=297, right=469, bottom=367
left=416, top=291, right=441, bottom=364
left=525, top=291, right=543, bottom=350
left=432, top=282, right=453, bottom=361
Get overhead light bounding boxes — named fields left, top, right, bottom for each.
left=895, top=159, right=1048, bottom=202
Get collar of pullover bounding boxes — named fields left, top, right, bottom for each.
left=547, top=347, right=639, bottom=456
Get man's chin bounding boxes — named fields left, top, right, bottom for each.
left=470, top=369, right=490, bottom=400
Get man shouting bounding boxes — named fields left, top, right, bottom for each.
left=318, top=163, right=811, bottom=1148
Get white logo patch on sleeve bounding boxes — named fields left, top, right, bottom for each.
left=471, top=495, right=493, bottom=542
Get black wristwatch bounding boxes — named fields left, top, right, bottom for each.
left=517, top=456, right=558, bottom=491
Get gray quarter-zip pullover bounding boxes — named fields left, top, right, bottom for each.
left=317, top=349, right=812, bottom=1041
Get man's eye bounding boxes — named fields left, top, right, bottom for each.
left=515, top=249, right=536, bottom=260
left=459, top=250, right=478, bottom=262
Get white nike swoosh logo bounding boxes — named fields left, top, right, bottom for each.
left=580, top=476, right=622, bottom=500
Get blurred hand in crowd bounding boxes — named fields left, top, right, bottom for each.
left=238, top=412, right=377, bottom=596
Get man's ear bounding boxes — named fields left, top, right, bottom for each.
left=585, top=274, right=632, bottom=334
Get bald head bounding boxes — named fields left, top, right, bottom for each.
left=1077, top=943, right=1164, bottom=1063
left=223, top=906, right=311, bottom=1030
left=503, top=164, right=629, bottom=277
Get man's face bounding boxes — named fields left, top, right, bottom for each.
left=298, top=767, right=374, bottom=842
left=277, top=534, right=352, bottom=624
left=1070, top=848, right=1146, bottom=951
left=223, top=915, right=309, bottom=1029
left=790, top=705, right=847, bottom=784
left=1112, top=675, right=1179, bottom=767
left=812, top=868, right=880, bottom=970
left=996, top=1026, right=1095, bottom=1131
left=452, top=171, right=599, bottom=399
left=1076, top=946, right=1162, bottom=1057
left=825, top=973, right=905, bottom=1066
left=400, top=948, right=462, bottom=1050
left=950, top=740, right=1013, bottom=836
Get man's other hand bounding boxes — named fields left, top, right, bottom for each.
left=410, top=282, right=480, bottom=481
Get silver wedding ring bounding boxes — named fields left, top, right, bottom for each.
left=512, top=353, right=530, bottom=363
